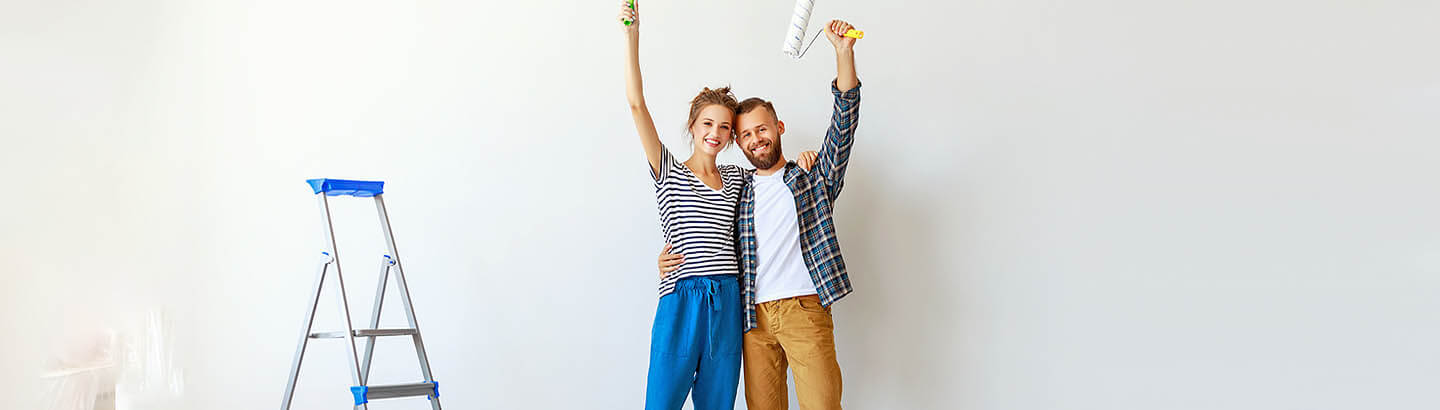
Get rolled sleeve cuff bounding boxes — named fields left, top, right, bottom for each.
left=831, top=79, right=861, bottom=101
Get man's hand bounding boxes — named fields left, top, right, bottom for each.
left=797, top=150, right=819, bottom=172
left=657, top=243, right=684, bottom=279
left=826, top=19, right=859, bottom=91
left=824, top=19, right=856, bottom=51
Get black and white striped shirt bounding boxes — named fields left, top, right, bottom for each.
left=651, top=145, right=744, bottom=297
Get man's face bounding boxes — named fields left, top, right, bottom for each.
left=736, top=107, right=785, bottom=170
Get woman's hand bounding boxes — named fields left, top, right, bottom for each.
left=618, top=0, right=639, bottom=37
left=797, top=150, right=819, bottom=172
left=658, top=243, right=684, bottom=279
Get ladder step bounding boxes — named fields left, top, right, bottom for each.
left=351, top=381, right=440, bottom=405
left=308, top=328, right=418, bottom=339
left=307, top=178, right=384, bottom=197
left=355, top=328, right=419, bottom=337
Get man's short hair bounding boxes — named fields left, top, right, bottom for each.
left=737, top=97, right=778, bottom=123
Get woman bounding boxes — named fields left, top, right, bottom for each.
left=620, top=2, right=745, bottom=409
left=621, top=3, right=822, bottom=408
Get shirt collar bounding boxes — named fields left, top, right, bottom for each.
left=746, top=161, right=800, bottom=182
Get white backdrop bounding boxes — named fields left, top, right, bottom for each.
left=3, top=0, right=1439, bottom=409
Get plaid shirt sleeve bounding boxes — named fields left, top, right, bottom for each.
left=813, top=80, right=861, bottom=201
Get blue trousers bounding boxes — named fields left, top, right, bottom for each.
left=645, top=275, right=743, bottom=410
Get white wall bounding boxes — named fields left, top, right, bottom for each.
left=4, top=0, right=1439, bottom=409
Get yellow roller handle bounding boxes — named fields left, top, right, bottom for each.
left=843, top=29, right=864, bottom=39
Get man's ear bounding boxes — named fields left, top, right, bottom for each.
left=776, top=120, right=786, bottom=136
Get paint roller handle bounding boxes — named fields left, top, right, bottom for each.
left=844, top=29, right=864, bottom=39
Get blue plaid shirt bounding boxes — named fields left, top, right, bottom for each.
left=739, top=80, right=860, bottom=332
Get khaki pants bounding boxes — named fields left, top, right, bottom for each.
left=743, top=295, right=843, bottom=410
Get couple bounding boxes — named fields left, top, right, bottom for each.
left=620, top=2, right=861, bottom=410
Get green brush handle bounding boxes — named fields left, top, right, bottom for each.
left=623, top=0, right=634, bottom=26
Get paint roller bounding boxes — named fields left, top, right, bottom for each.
left=620, top=0, right=860, bottom=58
left=781, top=0, right=863, bottom=60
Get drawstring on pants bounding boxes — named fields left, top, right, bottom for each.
left=677, top=275, right=730, bottom=359
left=705, top=279, right=721, bottom=358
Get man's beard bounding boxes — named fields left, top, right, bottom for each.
left=743, top=137, right=784, bottom=170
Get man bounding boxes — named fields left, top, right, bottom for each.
left=658, top=19, right=861, bottom=410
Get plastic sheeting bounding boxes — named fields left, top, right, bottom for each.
left=41, top=309, right=184, bottom=410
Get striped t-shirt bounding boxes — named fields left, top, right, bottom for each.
left=651, top=145, right=744, bottom=297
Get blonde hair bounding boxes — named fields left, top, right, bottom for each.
left=685, top=86, right=740, bottom=136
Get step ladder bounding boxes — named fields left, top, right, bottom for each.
left=281, top=178, right=443, bottom=410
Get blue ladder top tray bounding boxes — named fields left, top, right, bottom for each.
left=307, top=178, right=384, bottom=197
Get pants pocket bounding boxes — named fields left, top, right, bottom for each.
left=795, top=295, right=831, bottom=315
left=650, top=293, right=695, bottom=357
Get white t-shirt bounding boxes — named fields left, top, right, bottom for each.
left=751, top=171, right=818, bottom=304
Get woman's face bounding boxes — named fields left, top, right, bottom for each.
left=689, top=104, right=735, bottom=156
